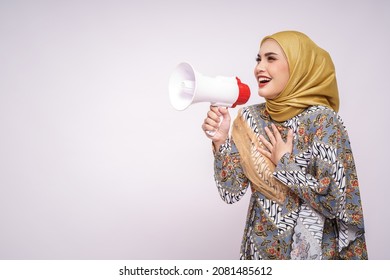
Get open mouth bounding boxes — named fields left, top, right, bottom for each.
left=258, top=77, right=271, bottom=87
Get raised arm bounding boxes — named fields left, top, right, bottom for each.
left=202, top=106, right=250, bottom=204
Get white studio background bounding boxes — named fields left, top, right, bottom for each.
left=0, top=0, right=389, bottom=260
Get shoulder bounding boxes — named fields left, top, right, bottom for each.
left=238, top=102, right=268, bottom=119
left=294, top=106, right=348, bottom=145
left=294, top=105, right=345, bottom=128
left=239, top=103, right=265, bottom=114
left=234, top=103, right=267, bottom=136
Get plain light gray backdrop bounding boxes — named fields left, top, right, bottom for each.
left=0, top=0, right=389, bottom=259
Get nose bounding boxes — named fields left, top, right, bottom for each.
left=253, top=62, right=264, bottom=77
left=254, top=60, right=265, bottom=75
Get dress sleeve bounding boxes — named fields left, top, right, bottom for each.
left=213, top=138, right=250, bottom=204
left=273, top=110, right=347, bottom=220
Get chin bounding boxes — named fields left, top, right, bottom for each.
left=258, top=89, right=280, bottom=100
left=258, top=91, right=273, bottom=100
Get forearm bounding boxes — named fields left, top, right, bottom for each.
left=214, top=138, right=249, bottom=204
left=273, top=152, right=341, bottom=219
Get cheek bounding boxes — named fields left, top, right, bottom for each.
left=279, top=65, right=290, bottom=86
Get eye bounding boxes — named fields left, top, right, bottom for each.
left=267, top=56, right=276, bottom=62
left=255, top=55, right=261, bottom=63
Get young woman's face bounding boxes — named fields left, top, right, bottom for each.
left=254, top=39, right=290, bottom=100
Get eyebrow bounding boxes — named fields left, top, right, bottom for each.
left=258, top=52, right=278, bottom=57
left=265, top=52, right=278, bottom=56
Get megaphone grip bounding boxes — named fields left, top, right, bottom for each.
left=206, top=108, right=223, bottom=137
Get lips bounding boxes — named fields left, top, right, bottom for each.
left=258, top=76, right=271, bottom=88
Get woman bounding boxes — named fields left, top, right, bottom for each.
left=202, top=31, right=367, bottom=259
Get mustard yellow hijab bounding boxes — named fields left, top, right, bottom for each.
left=261, top=31, right=339, bottom=122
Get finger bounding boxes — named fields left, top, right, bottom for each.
left=219, top=107, right=230, bottom=118
left=259, top=134, right=273, bottom=152
left=210, top=105, right=221, bottom=116
left=202, top=121, right=218, bottom=134
left=264, top=126, right=276, bottom=145
left=204, top=117, right=219, bottom=129
left=207, top=110, right=221, bottom=123
left=271, top=123, right=282, bottom=141
left=286, top=129, right=294, bottom=153
left=287, top=129, right=294, bottom=144
left=203, top=120, right=216, bottom=131
left=257, top=147, right=272, bottom=160
left=218, top=107, right=229, bottom=115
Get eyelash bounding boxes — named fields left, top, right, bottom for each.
left=256, top=56, right=276, bottom=63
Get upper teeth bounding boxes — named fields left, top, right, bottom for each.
left=259, top=78, right=271, bottom=83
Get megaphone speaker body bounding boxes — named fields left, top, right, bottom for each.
left=169, top=62, right=250, bottom=110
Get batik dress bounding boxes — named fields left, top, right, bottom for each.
left=214, top=103, right=367, bottom=259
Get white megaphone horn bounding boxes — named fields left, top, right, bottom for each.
left=168, top=62, right=251, bottom=111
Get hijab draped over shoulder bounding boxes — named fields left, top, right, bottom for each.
left=262, top=31, right=339, bottom=122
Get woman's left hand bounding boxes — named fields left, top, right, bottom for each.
left=258, top=123, right=294, bottom=165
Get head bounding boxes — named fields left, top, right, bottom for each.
left=255, top=31, right=340, bottom=122
left=254, top=39, right=290, bottom=100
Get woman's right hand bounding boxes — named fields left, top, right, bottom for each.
left=201, top=106, right=231, bottom=150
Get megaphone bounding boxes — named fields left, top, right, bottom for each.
left=169, top=62, right=251, bottom=110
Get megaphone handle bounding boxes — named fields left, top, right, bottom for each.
left=206, top=130, right=216, bottom=137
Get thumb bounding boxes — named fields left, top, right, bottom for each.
left=218, top=107, right=230, bottom=119
left=216, top=107, right=231, bottom=135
